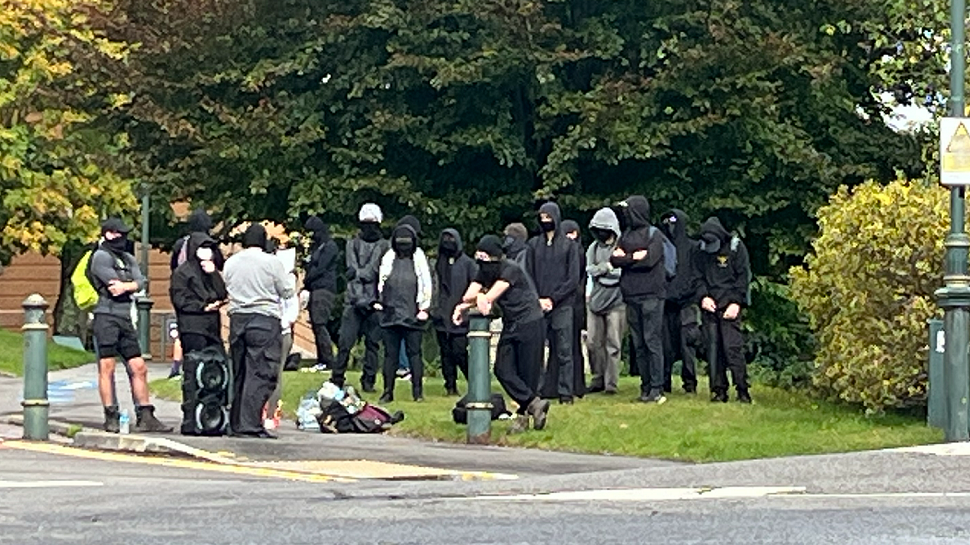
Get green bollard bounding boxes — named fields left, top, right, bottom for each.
left=136, top=295, right=154, bottom=360
left=466, top=310, right=492, bottom=444
left=21, top=294, right=49, bottom=441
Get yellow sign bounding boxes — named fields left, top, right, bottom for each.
left=941, top=118, right=970, bottom=186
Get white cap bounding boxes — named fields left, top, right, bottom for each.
left=358, top=203, right=383, bottom=223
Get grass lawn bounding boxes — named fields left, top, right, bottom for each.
left=0, top=328, right=94, bottom=376
left=151, top=369, right=943, bottom=463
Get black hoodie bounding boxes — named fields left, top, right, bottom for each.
left=660, top=209, right=699, bottom=306
left=170, top=232, right=227, bottom=339
left=610, top=195, right=666, bottom=301
left=171, top=209, right=224, bottom=271
left=303, top=217, right=339, bottom=294
left=526, top=202, right=582, bottom=308
left=695, top=217, right=751, bottom=308
left=431, top=228, right=478, bottom=334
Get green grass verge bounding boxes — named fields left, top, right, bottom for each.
left=0, top=328, right=94, bottom=376
left=151, top=370, right=942, bottom=462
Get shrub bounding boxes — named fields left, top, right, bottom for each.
left=790, top=179, right=947, bottom=413
left=745, top=279, right=816, bottom=390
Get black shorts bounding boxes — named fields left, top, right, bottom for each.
left=93, top=313, right=142, bottom=361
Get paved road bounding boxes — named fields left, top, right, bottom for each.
left=4, top=442, right=970, bottom=544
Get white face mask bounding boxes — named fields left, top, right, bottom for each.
left=196, top=247, right=214, bottom=261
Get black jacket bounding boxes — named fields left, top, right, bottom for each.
left=431, top=229, right=478, bottom=334
left=695, top=217, right=751, bottom=308
left=304, top=222, right=339, bottom=294
left=526, top=202, right=582, bottom=308
left=170, top=233, right=227, bottom=339
left=660, top=208, right=700, bottom=306
left=610, top=195, right=666, bottom=301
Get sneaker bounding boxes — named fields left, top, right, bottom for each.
left=526, top=398, right=551, bottom=431
left=378, top=393, right=394, bottom=404
left=310, top=363, right=328, bottom=373
left=559, top=396, right=574, bottom=405
left=397, top=371, right=412, bottom=381
left=639, top=390, right=667, bottom=404
left=509, top=415, right=530, bottom=434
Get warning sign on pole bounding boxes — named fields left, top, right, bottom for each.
left=941, top=117, right=970, bottom=186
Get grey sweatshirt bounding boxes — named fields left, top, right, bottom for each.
left=224, top=248, right=294, bottom=318
left=89, top=248, right=146, bottom=317
left=585, top=208, right=623, bottom=315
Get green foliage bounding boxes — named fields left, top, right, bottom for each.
left=0, top=328, right=93, bottom=376
left=790, top=179, right=947, bottom=414
left=745, top=279, right=815, bottom=390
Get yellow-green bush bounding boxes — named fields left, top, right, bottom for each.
left=790, top=179, right=947, bottom=413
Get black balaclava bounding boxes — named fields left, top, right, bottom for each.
left=101, top=218, right=130, bottom=255
left=437, top=228, right=464, bottom=298
left=476, top=235, right=504, bottom=286
left=592, top=228, right=613, bottom=243
left=699, top=217, right=731, bottom=254
left=305, top=216, right=330, bottom=249
left=242, top=223, right=268, bottom=250
left=359, top=221, right=382, bottom=243
left=439, top=229, right=461, bottom=258
left=391, top=225, right=417, bottom=257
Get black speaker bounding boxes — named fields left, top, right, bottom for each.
left=182, top=346, right=231, bottom=436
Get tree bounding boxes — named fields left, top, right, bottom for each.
left=0, top=0, right=136, bottom=265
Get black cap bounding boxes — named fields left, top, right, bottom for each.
left=476, top=235, right=504, bottom=259
left=101, top=217, right=131, bottom=235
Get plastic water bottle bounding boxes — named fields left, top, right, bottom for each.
left=119, top=409, right=130, bottom=435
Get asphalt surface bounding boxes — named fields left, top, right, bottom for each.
left=4, top=447, right=970, bottom=544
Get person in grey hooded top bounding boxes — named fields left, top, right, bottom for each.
left=585, top=207, right=625, bottom=394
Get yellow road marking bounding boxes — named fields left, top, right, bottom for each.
left=1, top=441, right=353, bottom=483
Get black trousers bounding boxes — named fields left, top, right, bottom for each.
left=382, top=326, right=424, bottom=399
left=539, top=304, right=574, bottom=399
left=495, top=319, right=543, bottom=414
left=627, top=298, right=665, bottom=395
left=228, top=313, right=282, bottom=434
left=703, top=310, right=747, bottom=394
left=332, top=306, right=381, bottom=388
left=436, top=330, right=469, bottom=390
left=309, top=289, right=335, bottom=368
left=662, top=302, right=700, bottom=392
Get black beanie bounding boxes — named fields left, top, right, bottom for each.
left=477, top=235, right=504, bottom=259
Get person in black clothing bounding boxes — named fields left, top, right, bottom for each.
left=659, top=209, right=702, bottom=394
left=431, top=228, right=478, bottom=396
left=303, top=216, right=338, bottom=371
left=169, top=233, right=228, bottom=434
left=527, top=202, right=581, bottom=404
left=696, top=217, right=752, bottom=403
left=377, top=223, right=432, bottom=402
left=561, top=219, right=587, bottom=399
left=611, top=195, right=667, bottom=404
left=453, top=235, right=550, bottom=433
left=331, top=203, right=389, bottom=391
left=503, top=223, right=531, bottom=271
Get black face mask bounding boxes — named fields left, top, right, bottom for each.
left=539, top=220, right=556, bottom=233
left=360, top=222, right=382, bottom=243
left=593, top=229, right=613, bottom=243
left=104, top=236, right=128, bottom=254
left=477, top=260, right=502, bottom=285
left=440, top=239, right=458, bottom=257
left=393, top=237, right=415, bottom=256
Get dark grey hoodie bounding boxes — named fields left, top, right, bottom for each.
left=695, top=217, right=751, bottom=308
left=431, top=228, right=478, bottom=334
left=526, top=202, right=581, bottom=308
left=660, top=208, right=699, bottom=306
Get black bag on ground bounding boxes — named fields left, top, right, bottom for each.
left=317, top=400, right=404, bottom=434
left=452, top=393, right=510, bottom=425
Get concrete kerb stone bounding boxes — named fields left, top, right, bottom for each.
left=3, top=414, right=81, bottom=438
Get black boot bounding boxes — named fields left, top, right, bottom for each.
left=134, top=405, right=174, bottom=433
left=526, top=398, right=551, bottom=431
left=103, top=405, right=120, bottom=434
left=737, top=390, right=752, bottom=404
left=710, top=391, right=729, bottom=403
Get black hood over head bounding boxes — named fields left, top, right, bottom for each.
left=438, top=228, right=463, bottom=254
left=188, top=209, right=213, bottom=233
left=242, top=223, right=267, bottom=249
left=699, top=217, right=731, bottom=254
left=397, top=215, right=422, bottom=238
left=391, top=224, right=417, bottom=257
left=305, top=215, right=330, bottom=246
left=538, top=202, right=563, bottom=233
left=561, top=219, right=581, bottom=240
left=623, top=196, right=651, bottom=229
left=185, top=232, right=218, bottom=264
left=660, top=209, right=689, bottom=243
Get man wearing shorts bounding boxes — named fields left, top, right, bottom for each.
left=90, top=218, right=173, bottom=433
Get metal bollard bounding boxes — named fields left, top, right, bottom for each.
left=136, top=296, right=154, bottom=360
left=21, top=294, right=49, bottom=441
left=466, top=310, right=492, bottom=444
